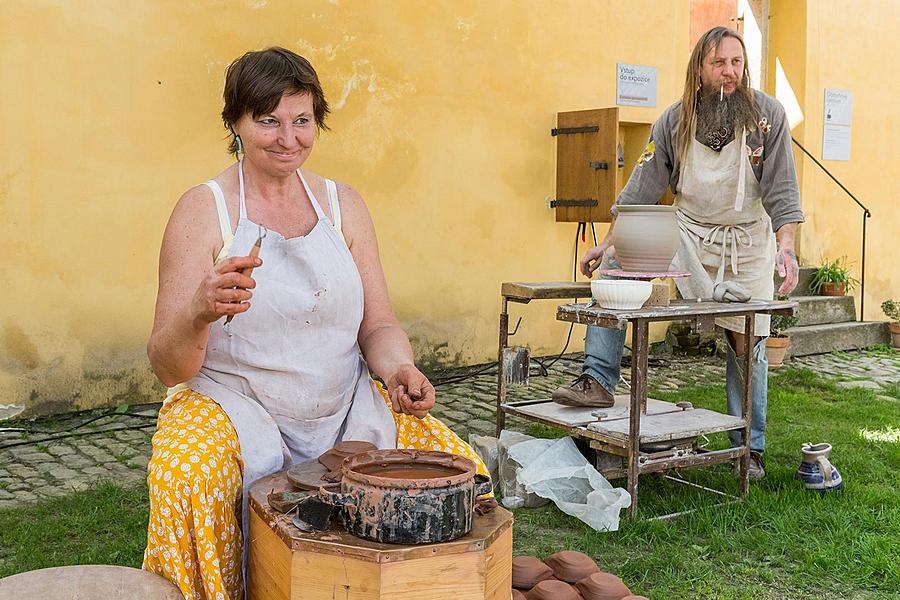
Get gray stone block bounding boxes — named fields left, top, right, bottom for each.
left=793, top=295, right=857, bottom=327
left=785, top=322, right=890, bottom=357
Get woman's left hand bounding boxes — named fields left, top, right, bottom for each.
left=386, top=365, right=436, bottom=419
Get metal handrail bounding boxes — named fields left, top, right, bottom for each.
left=791, top=137, right=871, bottom=320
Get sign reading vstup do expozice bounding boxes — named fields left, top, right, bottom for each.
left=616, top=63, right=657, bottom=107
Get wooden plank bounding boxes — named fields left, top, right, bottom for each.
left=248, top=508, right=291, bottom=600
left=504, top=395, right=678, bottom=427
left=501, top=281, right=591, bottom=301
left=557, top=299, right=798, bottom=325
left=381, top=551, right=485, bottom=599
left=293, top=551, right=380, bottom=600
left=587, top=408, right=746, bottom=443
left=484, top=527, right=513, bottom=600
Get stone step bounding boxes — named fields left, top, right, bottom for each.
left=784, top=321, right=890, bottom=358
left=793, top=295, right=857, bottom=327
left=774, top=266, right=817, bottom=297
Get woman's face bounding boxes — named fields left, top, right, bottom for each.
left=234, top=92, right=316, bottom=177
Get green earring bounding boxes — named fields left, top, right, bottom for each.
left=235, top=134, right=244, bottom=157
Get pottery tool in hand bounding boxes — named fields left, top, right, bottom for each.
left=224, top=225, right=267, bottom=329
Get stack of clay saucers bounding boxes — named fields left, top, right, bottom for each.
left=511, top=551, right=648, bottom=600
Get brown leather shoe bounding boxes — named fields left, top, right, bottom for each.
left=551, top=374, right=615, bottom=407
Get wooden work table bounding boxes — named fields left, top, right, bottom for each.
left=495, top=283, right=797, bottom=518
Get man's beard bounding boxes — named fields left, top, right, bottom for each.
left=695, top=85, right=757, bottom=151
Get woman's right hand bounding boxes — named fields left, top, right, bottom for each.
left=579, top=241, right=615, bottom=278
left=191, top=255, right=262, bottom=325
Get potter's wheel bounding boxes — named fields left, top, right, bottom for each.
left=599, top=269, right=691, bottom=280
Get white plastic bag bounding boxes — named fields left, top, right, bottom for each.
left=468, top=433, right=500, bottom=488
left=497, top=430, right=551, bottom=509
left=512, top=436, right=632, bottom=532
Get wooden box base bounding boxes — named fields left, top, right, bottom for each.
left=247, top=471, right=513, bottom=600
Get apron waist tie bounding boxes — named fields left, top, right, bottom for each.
left=702, top=224, right=753, bottom=284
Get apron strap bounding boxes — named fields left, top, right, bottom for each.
left=702, top=223, right=753, bottom=283
left=734, top=127, right=748, bottom=212
left=203, top=180, right=233, bottom=244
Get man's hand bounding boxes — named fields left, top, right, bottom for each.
left=580, top=241, right=615, bottom=278
left=386, top=365, right=435, bottom=419
left=774, top=223, right=800, bottom=295
left=775, top=248, right=799, bottom=295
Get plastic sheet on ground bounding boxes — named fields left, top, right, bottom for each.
left=497, top=430, right=550, bottom=509
left=510, top=435, right=632, bottom=532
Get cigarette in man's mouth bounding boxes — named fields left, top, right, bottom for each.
left=720, top=84, right=724, bottom=101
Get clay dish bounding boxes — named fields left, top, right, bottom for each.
left=574, top=571, right=631, bottom=600
left=512, top=590, right=527, bottom=600
left=526, top=579, right=583, bottom=600
left=512, top=555, right=554, bottom=589
left=543, top=551, right=600, bottom=583
left=318, top=441, right=377, bottom=471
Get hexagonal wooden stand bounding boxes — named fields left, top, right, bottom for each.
left=247, top=470, right=513, bottom=600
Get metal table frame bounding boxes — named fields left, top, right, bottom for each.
left=494, top=282, right=797, bottom=517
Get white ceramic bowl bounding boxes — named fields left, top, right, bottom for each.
left=591, top=279, right=653, bottom=310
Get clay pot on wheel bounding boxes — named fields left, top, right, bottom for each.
left=612, top=205, right=679, bottom=272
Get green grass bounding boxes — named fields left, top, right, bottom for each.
left=513, top=367, right=900, bottom=599
left=1, top=367, right=897, bottom=598
left=0, top=481, right=148, bottom=577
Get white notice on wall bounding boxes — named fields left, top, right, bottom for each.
left=616, top=64, right=657, bottom=107
left=823, top=88, right=852, bottom=160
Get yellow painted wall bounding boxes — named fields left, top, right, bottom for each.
left=770, top=0, right=899, bottom=318
left=1, top=1, right=690, bottom=416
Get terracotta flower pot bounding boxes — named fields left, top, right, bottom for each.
left=819, top=282, right=847, bottom=296
left=612, top=205, right=679, bottom=272
left=766, top=336, right=791, bottom=369
left=889, top=322, right=900, bottom=349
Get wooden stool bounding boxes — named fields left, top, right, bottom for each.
left=0, top=565, right=183, bottom=599
left=248, top=470, right=513, bottom=600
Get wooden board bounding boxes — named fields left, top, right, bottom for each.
left=555, top=108, right=619, bottom=222
left=503, top=395, right=678, bottom=427
left=286, top=458, right=331, bottom=490
left=587, top=408, right=746, bottom=443
left=248, top=470, right=514, bottom=600
left=557, top=299, right=799, bottom=328
left=501, top=281, right=591, bottom=302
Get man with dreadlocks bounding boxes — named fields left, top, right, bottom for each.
left=552, top=26, right=803, bottom=479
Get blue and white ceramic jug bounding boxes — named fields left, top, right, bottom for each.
left=795, top=443, right=843, bottom=493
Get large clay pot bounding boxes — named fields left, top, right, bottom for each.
left=795, top=443, right=844, bottom=493
left=612, top=205, right=679, bottom=272
left=318, top=449, right=492, bottom=544
left=765, top=336, right=791, bottom=369
left=889, top=322, right=900, bottom=349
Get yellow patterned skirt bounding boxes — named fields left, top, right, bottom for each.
left=143, top=385, right=490, bottom=600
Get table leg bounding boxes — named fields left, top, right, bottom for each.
left=740, top=314, right=753, bottom=496
left=496, top=298, right=509, bottom=436
left=627, top=319, right=649, bottom=516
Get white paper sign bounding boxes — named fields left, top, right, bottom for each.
left=616, top=64, right=657, bottom=107
left=823, top=88, right=852, bottom=160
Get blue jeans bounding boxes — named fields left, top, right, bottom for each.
left=582, top=255, right=768, bottom=453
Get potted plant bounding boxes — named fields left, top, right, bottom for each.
left=810, top=257, right=860, bottom=296
left=881, top=300, right=900, bottom=349
left=767, top=300, right=799, bottom=368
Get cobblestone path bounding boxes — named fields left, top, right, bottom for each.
left=1, top=349, right=897, bottom=509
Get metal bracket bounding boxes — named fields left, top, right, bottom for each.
left=549, top=199, right=599, bottom=208
left=589, top=161, right=609, bottom=170
left=551, top=126, right=599, bottom=136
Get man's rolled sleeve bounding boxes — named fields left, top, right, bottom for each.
left=760, top=100, right=804, bottom=232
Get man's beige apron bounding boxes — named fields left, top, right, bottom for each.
left=671, top=125, right=776, bottom=336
